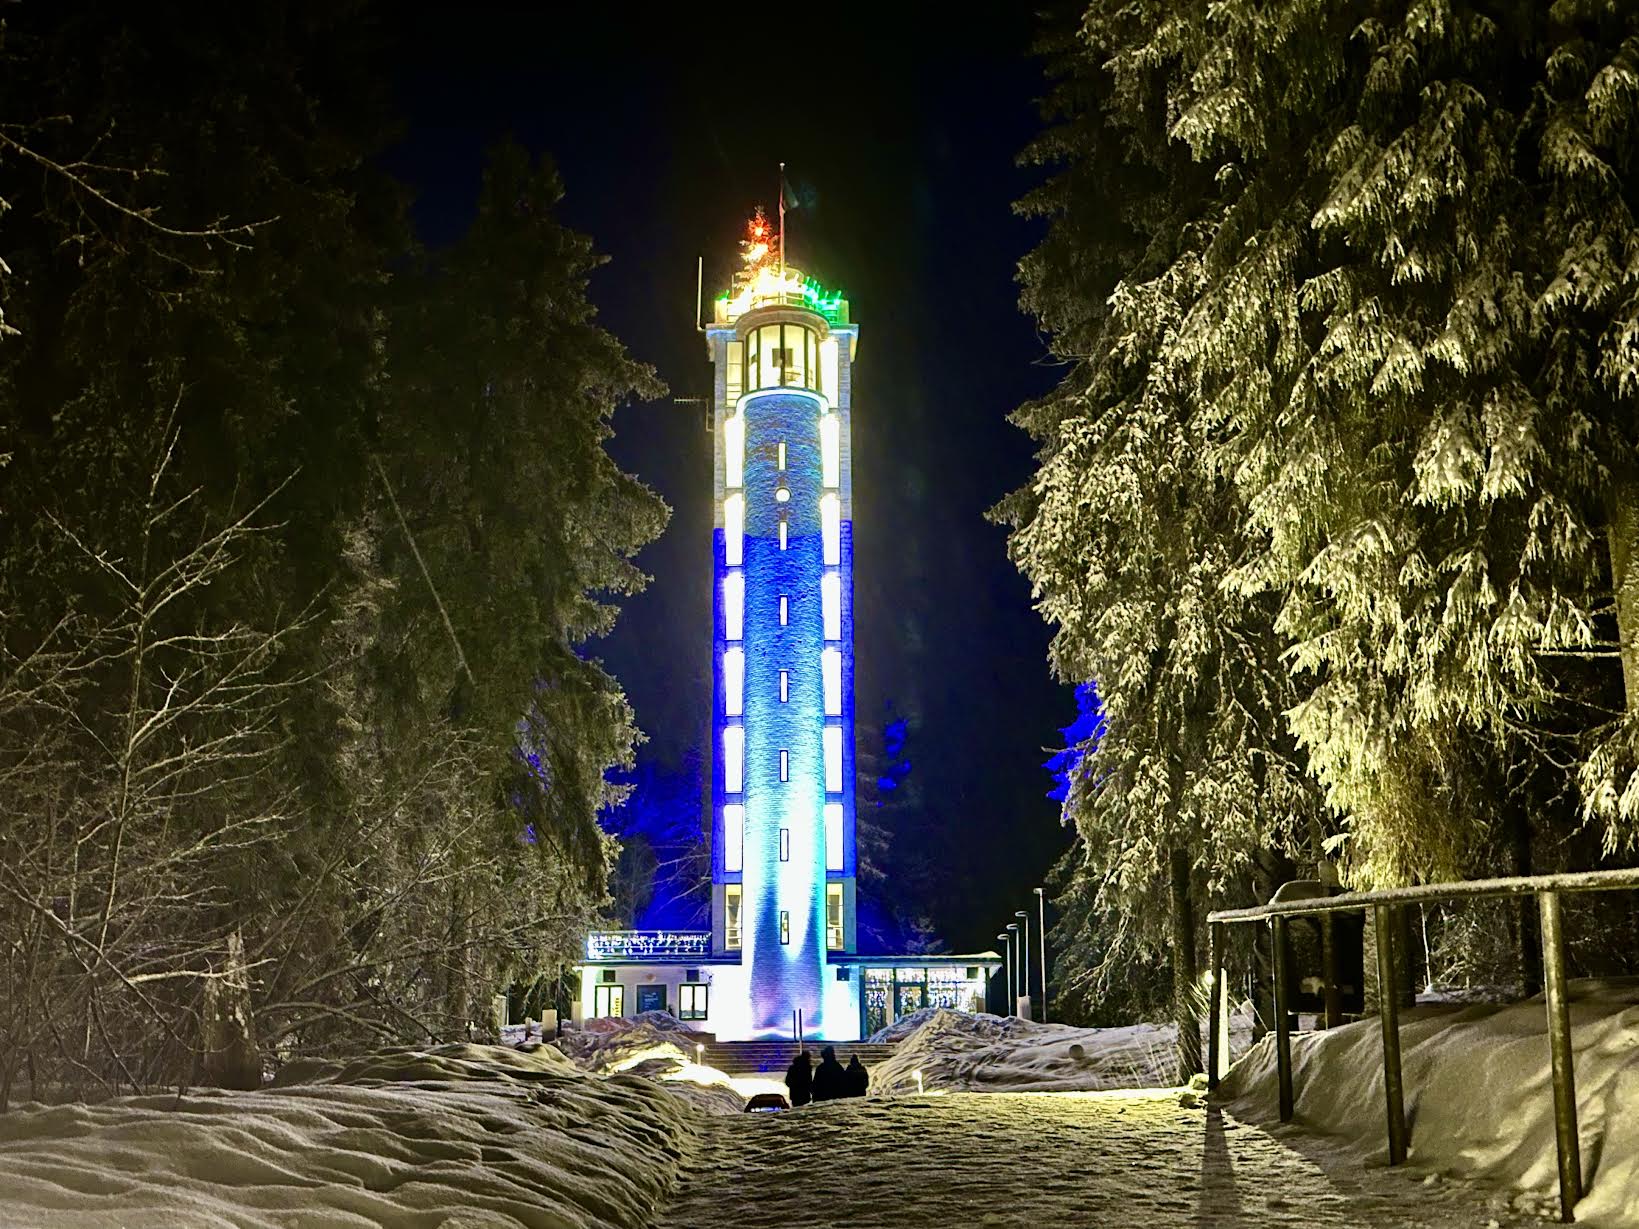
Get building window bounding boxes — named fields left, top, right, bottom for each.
left=822, top=572, right=841, bottom=640
left=779, top=828, right=790, bottom=862
left=821, top=493, right=840, bottom=565
left=780, top=910, right=791, bottom=945
left=778, top=515, right=788, bottom=551
left=779, top=669, right=790, bottom=702
left=779, top=749, right=789, bottom=782
left=723, top=804, right=744, bottom=873
left=725, top=884, right=742, bottom=950
left=779, top=595, right=789, bottom=626
left=723, top=726, right=744, bottom=794
left=724, top=493, right=743, bottom=566
left=726, top=340, right=743, bottom=403
left=824, top=726, right=842, bottom=793
left=724, top=571, right=744, bottom=642
left=724, top=648, right=744, bottom=716
left=777, top=440, right=787, bottom=471
left=825, top=802, right=844, bottom=872
left=827, top=884, right=844, bottom=951
left=820, top=413, right=839, bottom=488
left=593, top=983, right=625, bottom=1018
left=724, top=412, right=744, bottom=488
left=823, top=648, right=842, bottom=716
left=678, top=983, right=709, bottom=1021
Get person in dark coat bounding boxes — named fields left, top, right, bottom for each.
left=811, top=1045, right=847, bottom=1102
left=844, top=1055, right=869, bottom=1097
left=783, top=1050, right=813, bottom=1107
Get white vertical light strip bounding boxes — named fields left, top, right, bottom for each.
left=822, top=649, right=842, bottom=716
left=724, top=413, right=744, bottom=488
left=779, top=595, right=789, bottom=626
left=723, top=804, right=744, bottom=873
left=777, top=440, right=787, bottom=471
left=820, top=337, right=839, bottom=399
left=824, top=803, right=843, bottom=871
left=779, top=669, right=790, bottom=702
left=823, top=726, right=842, bottom=793
left=821, top=493, right=840, bottom=566
left=822, top=572, right=841, bottom=641
left=779, top=749, right=789, bottom=782
left=778, top=517, right=788, bottom=551
left=722, top=726, right=744, bottom=793
left=820, top=414, right=839, bottom=488
left=724, top=493, right=744, bottom=567
left=723, top=648, right=743, bottom=716
left=723, top=571, right=744, bottom=642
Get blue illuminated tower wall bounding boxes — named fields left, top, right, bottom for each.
left=707, top=279, right=858, bottom=1039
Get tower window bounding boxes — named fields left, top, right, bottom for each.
left=725, top=884, right=742, bottom=950
left=780, top=910, right=790, bottom=945
left=779, top=669, right=790, bottom=702
left=779, top=595, right=789, bottom=626
left=777, top=441, right=786, bottom=471
left=778, top=515, right=788, bottom=550
left=779, top=749, right=789, bottom=782
left=827, top=883, right=844, bottom=951
left=779, top=828, right=790, bottom=861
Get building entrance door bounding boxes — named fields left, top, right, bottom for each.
left=894, top=969, right=927, bottom=1020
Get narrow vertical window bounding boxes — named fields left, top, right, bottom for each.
left=723, top=572, right=744, bottom=642
left=724, top=413, right=745, bottom=488
left=722, top=726, right=744, bottom=793
left=777, top=440, right=787, bottom=471
left=823, top=649, right=842, bottom=716
left=779, top=670, right=790, bottom=703
left=779, top=828, right=790, bottom=862
left=823, top=726, right=842, bottom=793
left=725, top=884, right=742, bottom=950
left=779, top=910, right=791, bottom=945
left=820, top=413, right=839, bottom=488
left=723, top=648, right=743, bottom=716
left=779, top=595, right=789, bottom=626
left=825, top=803, right=844, bottom=872
left=724, top=493, right=744, bottom=567
left=822, top=572, right=841, bottom=640
left=779, top=749, right=790, bottom=782
left=778, top=515, right=788, bottom=551
left=723, top=805, right=744, bottom=873
left=827, top=883, right=844, bottom=950
left=821, top=493, right=840, bottom=566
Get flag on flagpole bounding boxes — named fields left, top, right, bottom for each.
left=778, top=162, right=786, bottom=277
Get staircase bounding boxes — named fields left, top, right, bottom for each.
left=701, top=1040, right=897, bottom=1076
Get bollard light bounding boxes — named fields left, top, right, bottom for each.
left=695, top=1042, right=704, bottom=1067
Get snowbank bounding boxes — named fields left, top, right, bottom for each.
left=553, top=1010, right=706, bottom=1072
left=868, top=1008, right=1205, bottom=1094
left=0, top=1042, right=701, bottom=1228
left=1221, top=978, right=1639, bottom=1226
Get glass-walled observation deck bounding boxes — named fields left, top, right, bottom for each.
left=715, top=266, right=850, bottom=403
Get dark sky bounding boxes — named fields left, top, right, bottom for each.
left=385, top=7, right=1073, bottom=953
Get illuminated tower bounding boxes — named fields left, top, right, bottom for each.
left=707, top=215, right=858, bottom=1037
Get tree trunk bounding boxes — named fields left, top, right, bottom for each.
left=1169, top=847, right=1201, bottom=1083
left=200, top=929, right=260, bottom=1090
left=1609, top=471, right=1639, bottom=713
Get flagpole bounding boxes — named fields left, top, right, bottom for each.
left=778, top=162, right=786, bottom=280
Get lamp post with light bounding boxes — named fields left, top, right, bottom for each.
left=1007, top=922, right=1020, bottom=1013
left=1034, top=886, right=1048, bottom=1023
left=1015, top=910, right=1031, bottom=1020
left=996, top=932, right=1012, bottom=1017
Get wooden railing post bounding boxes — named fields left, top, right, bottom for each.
left=1272, top=914, right=1295, bottom=1122
left=1539, top=890, right=1582, bottom=1223
left=1373, top=903, right=1409, bottom=1165
left=1208, top=920, right=1225, bottom=1091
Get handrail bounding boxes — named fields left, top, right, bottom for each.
left=1207, top=866, right=1639, bottom=923
left=1204, top=865, right=1639, bottom=1224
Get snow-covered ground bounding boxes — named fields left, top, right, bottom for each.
left=1223, top=977, right=1639, bottom=1226
left=0, top=1042, right=708, bottom=1228
left=866, top=1006, right=1253, bottom=1094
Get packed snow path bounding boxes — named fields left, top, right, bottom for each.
left=657, top=1089, right=1540, bottom=1228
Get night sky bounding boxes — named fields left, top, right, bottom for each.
left=385, top=7, right=1072, bottom=954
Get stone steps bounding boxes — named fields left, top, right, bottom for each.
left=701, top=1041, right=897, bottom=1076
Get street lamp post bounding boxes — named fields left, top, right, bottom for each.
left=1015, top=910, right=1031, bottom=1020
left=996, top=932, right=1012, bottom=1017
left=1034, top=886, right=1048, bottom=1023
left=1007, top=923, right=1020, bottom=1013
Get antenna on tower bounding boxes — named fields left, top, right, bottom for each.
left=695, top=255, right=703, bottom=333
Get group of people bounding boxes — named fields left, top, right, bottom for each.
left=783, top=1045, right=869, bottom=1106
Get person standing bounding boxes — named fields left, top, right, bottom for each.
left=784, top=1050, right=814, bottom=1107
left=811, top=1045, right=847, bottom=1102
left=844, top=1055, right=869, bottom=1097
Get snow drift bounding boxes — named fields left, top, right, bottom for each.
left=0, top=1042, right=702, bottom=1228
left=1221, top=977, right=1639, bottom=1226
left=867, top=1008, right=1195, bottom=1094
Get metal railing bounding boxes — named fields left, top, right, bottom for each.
left=1206, top=866, right=1639, bottom=1224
